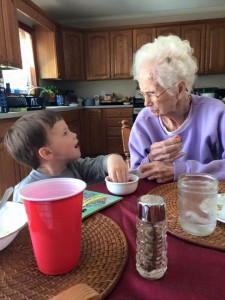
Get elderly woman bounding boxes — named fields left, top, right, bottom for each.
left=129, top=35, right=225, bottom=183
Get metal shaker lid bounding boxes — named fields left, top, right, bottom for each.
left=137, top=195, right=166, bottom=223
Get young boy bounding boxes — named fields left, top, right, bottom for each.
left=4, top=110, right=129, bottom=203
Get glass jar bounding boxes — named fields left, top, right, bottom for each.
left=136, top=195, right=167, bottom=280
left=178, top=173, right=218, bottom=236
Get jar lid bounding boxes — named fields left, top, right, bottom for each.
left=137, top=195, right=166, bottom=223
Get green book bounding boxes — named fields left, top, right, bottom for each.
left=82, top=190, right=122, bottom=219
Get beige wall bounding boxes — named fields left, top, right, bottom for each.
left=41, top=74, right=225, bottom=99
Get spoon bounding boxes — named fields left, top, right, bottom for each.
left=0, top=187, right=14, bottom=210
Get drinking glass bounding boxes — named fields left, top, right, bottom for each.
left=177, top=173, right=218, bottom=236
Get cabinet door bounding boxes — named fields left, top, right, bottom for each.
left=80, top=109, right=106, bottom=157
left=156, top=25, right=181, bottom=37
left=103, top=108, right=133, bottom=155
left=85, top=32, right=110, bottom=80
left=61, top=110, right=81, bottom=147
left=19, top=165, right=31, bottom=180
left=1, top=0, right=22, bottom=68
left=133, top=27, right=156, bottom=52
left=34, top=25, right=60, bottom=79
left=0, top=1, right=7, bottom=66
left=181, top=24, right=206, bottom=74
left=0, top=120, right=21, bottom=198
left=62, top=29, right=85, bottom=80
left=205, top=22, right=225, bottom=74
left=110, top=30, right=133, bottom=79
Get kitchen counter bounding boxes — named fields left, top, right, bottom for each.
left=0, top=105, right=133, bottom=119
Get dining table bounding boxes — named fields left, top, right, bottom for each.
left=1, top=178, right=225, bottom=300
left=86, top=178, right=225, bottom=300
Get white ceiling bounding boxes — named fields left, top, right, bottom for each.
left=31, top=0, right=225, bottom=28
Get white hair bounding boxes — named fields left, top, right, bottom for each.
left=132, top=35, right=198, bottom=93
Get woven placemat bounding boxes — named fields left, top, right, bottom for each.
left=150, top=181, right=225, bottom=251
left=0, top=213, right=128, bottom=299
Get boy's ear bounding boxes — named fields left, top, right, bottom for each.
left=38, top=147, right=53, bottom=160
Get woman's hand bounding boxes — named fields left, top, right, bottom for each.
left=140, top=161, right=174, bottom=183
left=107, top=154, right=129, bottom=183
left=149, top=135, right=184, bottom=163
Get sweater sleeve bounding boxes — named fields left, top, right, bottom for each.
left=129, top=124, right=151, bottom=169
left=174, top=159, right=225, bottom=181
left=69, top=155, right=108, bottom=185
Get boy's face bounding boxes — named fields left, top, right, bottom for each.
left=45, top=119, right=81, bottom=162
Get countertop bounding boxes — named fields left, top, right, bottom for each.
left=0, top=104, right=133, bottom=119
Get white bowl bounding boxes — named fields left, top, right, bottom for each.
left=69, top=103, right=79, bottom=107
left=0, top=202, right=28, bottom=251
left=105, top=174, right=139, bottom=195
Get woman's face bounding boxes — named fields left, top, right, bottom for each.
left=138, top=77, right=179, bottom=117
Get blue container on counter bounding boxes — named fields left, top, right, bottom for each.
left=0, top=87, right=9, bottom=113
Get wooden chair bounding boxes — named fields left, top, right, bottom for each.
left=121, top=119, right=131, bottom=168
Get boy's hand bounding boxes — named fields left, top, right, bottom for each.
left=107, top=154, right=129, bottom=183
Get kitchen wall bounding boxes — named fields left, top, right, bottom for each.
left=41, top=74, right=225, bottom=99
left=41, top=79, right=137, bottom=99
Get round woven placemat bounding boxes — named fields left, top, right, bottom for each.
left=0, top=213, right=128, bottom=299
left=150, top=181, right=225, bottom=251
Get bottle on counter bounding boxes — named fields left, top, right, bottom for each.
left=0, top=77, right=4, bottom=88
left=136, top=195, right=167, bottom=280
left=94, top=95, right=100, bottom=106
left=56, top=95, right=64, bottom=106
left=5, top=83, right=11, bottom=94
left=0, top=87, right=9, bottom=113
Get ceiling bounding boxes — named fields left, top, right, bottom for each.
left=31, top=0, right=225, bottom=28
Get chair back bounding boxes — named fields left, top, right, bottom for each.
left=121, top=120, right=131, bottom=168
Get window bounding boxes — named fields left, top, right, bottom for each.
left=2, top=24, right=37, bottom=93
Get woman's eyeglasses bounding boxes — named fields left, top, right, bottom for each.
left=138, top=88, right=169, bottom=102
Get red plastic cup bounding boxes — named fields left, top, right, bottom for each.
left=19, top=178, right=86, bottom=275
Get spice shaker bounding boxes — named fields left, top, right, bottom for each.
left=136, top=195, right=167, bottom=280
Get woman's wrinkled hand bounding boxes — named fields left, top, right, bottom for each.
left=139, top=161, right=174, bottom=183
left=107, top=154, right=129, bottom=183
left=148, top=135, right=184, bottom=163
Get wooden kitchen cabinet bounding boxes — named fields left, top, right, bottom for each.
left=181, top=23, right=206, bottom=74
left=80, top=109, right=107, bottom=157
left=103, top=108, right=133, bottom=155
left=0, top=119, right=21, bottom=198
left=62, top=29, right=85, bottom=80
left=133, top=27, right=156, bottom=52
left=0, top=0, right=22, bottom=68
left=34, top=24, right=62, bottom=79
left=156, top=25, right=181, bottom=37
left=110, top=29, right=133, bottom=79
left=85, top=29, right=132, bottom=80
left=61, top=110, right=81, bottom=145
left=85, top=31, right=110, bottom=80
left=205, top=21, right=225, bottom=74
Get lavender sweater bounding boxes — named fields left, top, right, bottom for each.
left=129, top=95, right=225, bottom=181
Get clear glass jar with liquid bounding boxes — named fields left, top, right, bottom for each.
left=178, top=173, right=218, bottom=236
